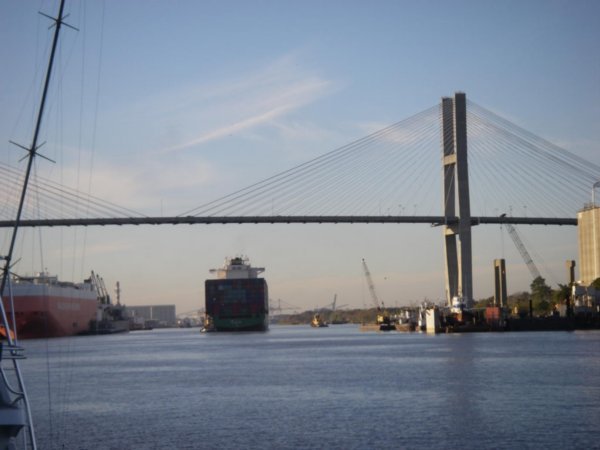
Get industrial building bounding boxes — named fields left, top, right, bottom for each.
left=128, top=304, right=177, bottom=327
left=577, top=204, right=600, bottom=285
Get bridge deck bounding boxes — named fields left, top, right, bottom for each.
left=0, top=216, right=577, bottom=228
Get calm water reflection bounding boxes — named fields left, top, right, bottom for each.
left=21, top=326, right=600, bottom=449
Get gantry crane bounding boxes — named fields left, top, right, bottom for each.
left=361, top=259, right=392, bottom=327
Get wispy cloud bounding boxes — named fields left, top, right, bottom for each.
left=49, top=158, right=217, bottom=215
left=22, top=53, right=338, bottom=217
left=152, top=54, right=336, bottom=153
left=163, top=92, right=318, bottom=153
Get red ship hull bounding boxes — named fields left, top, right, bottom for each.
left=2, top=277, right=98, bottom=339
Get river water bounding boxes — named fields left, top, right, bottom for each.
left=19, top=326, right=600, bottom=449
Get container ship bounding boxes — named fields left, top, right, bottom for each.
left=204, top=256, right=269, bottom=332
left=1, top=272, right=99, bottom=339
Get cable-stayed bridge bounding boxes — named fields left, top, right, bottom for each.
left=1, top=92, right=597, bottom=304
left=1, top=95, right=594, bottom=227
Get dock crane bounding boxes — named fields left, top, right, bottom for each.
left=327, top=294, right=347, bottom=312
left=361, top=259, right=393, bottom=328
left=500, top=214, right=542, bottom=280
left=271, top=299, right=300, bottom=315
left=91, top=271, right=112, bottom=305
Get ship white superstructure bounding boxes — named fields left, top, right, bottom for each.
left=209, top=256, right=265, bottom=280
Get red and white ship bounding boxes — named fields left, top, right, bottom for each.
left=2, top=272, right=99, bottom=339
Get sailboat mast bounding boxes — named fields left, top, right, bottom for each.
left=0, top=1, right=74, bottom=448
left=0, top=0, right=70, bottom=294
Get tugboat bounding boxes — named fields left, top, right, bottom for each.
left=310, top=313, right=328, bottom=328
left=200, top=314, right=215, bottom=333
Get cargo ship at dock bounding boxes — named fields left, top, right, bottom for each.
left=204, top=256, right=269, bottom=332
left=1, top=272, right=99, bottom=339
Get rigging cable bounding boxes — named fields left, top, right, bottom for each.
left=80, top=0, right=106, bottom=281
left=180, top=105, right=442, bottom=217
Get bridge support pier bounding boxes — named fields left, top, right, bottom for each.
left=494, top=259, right=507, bottom=307
left=441, top=92, right=473, bottom=307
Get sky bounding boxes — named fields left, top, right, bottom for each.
left=1, top=0, right=599, bottom=315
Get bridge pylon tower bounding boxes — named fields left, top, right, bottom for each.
left=441, top=92, right=473, bottom=307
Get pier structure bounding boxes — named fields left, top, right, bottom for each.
left=441, top=93, right=473, bottom=307
left=494, top=259, right=507, bottom=307
left=566, top=260, right=576, bottom=285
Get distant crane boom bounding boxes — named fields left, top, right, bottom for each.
left=361, top=259, right=384, bottom=310
left=361, top=259, right=392, bottom=327
left=503, top=220, right=541, bottom=280
left=91, top=271, right=111, bottom=304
